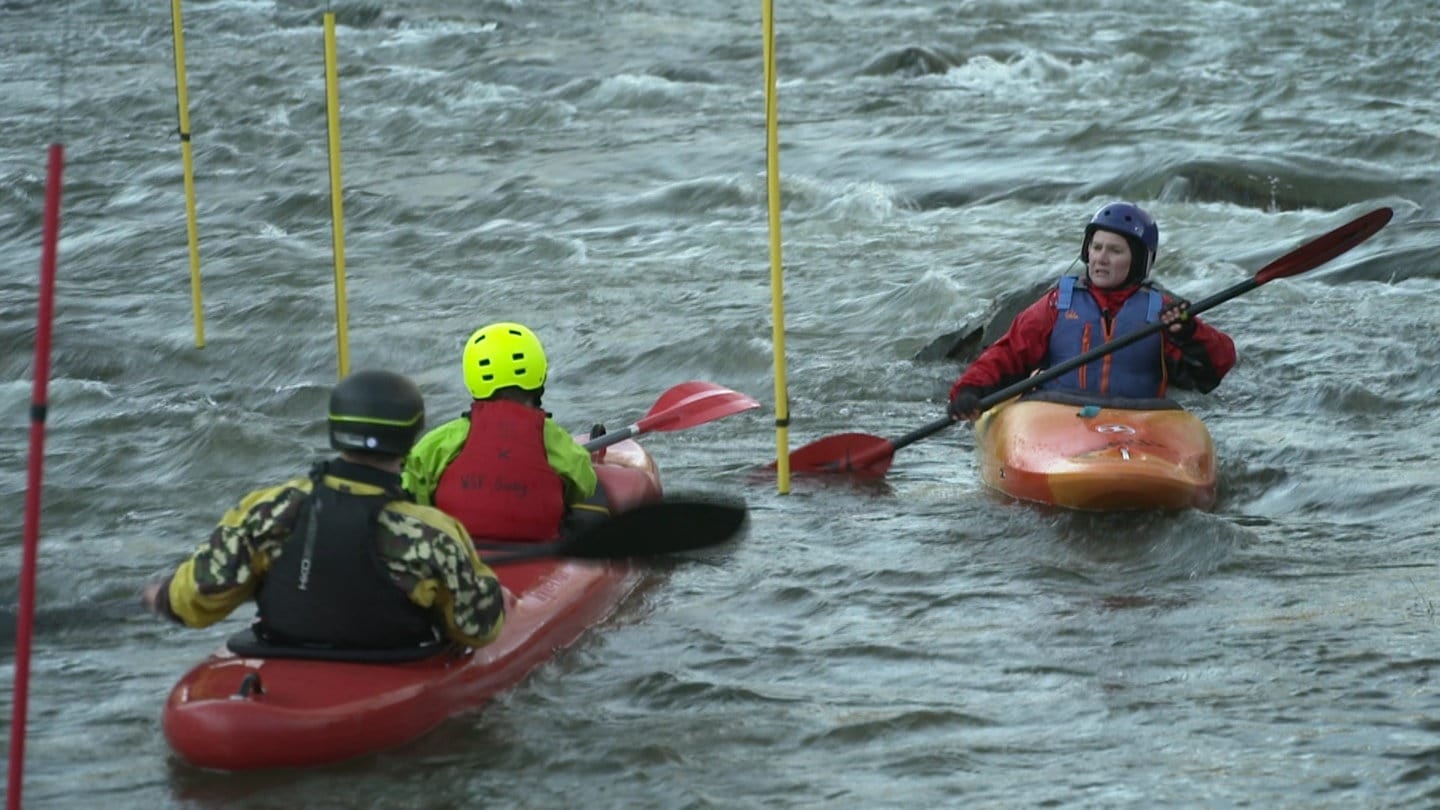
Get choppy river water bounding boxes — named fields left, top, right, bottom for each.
left=4, top=1, right=1440, bottom=807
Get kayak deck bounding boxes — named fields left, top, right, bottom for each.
left=973, top=394, right=1217, bottom=511
left=162, top=439, right=660, bottom=771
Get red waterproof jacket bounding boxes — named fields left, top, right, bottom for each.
left=951, top=280, right=1236, bottom=400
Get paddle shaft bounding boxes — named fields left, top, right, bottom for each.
left=848, top=284, right=1239, bottom=467
left=872, top=207, right=1396, bottom=459
left=583, top=424, right=639, bottom=452
left=854, top=274, right=1258, bottom=461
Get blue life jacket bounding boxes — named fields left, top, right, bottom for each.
left=1039, top=275, right=1167, bottom=398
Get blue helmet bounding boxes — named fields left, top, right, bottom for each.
left=1079, top=202, right=1159, bottom=284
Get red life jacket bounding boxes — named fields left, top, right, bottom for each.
left=434, top=400, right=566, bottom=543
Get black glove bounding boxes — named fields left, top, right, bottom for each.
left=948, top=387, right=985, bottom=420
left=1162, top=299, right=1197, bottom=343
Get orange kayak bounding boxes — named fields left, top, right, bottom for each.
left=972, top=394, right=1217, bottom=511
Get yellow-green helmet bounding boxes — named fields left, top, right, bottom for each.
left=462, top=322, right=548, bottom=400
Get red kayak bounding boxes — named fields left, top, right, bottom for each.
left=162, top=439, right=661, bottom=771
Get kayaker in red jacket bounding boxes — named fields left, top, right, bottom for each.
left=948, top=201, right=1237, bottom=419
left=142, top=370, right=506, bottom=651
left=403, top=322, right=606, bottom=543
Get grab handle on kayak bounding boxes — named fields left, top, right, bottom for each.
left=233, top=673, right=264, bottom=700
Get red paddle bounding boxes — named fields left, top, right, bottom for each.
left=584, top=381, right=760, bottom=452
left=783, top=206, right=1395, bottom=476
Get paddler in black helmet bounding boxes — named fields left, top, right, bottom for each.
left=143, top=369, right=506, bottom=653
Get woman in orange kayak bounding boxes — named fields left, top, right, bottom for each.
left=403, top=322, right=606, bottom=542
left=948, top=201, right=1237, bottom=419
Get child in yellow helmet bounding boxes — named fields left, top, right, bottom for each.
left=403, top=323, right=602, bottom=542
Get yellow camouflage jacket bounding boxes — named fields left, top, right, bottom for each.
left=164, top=466, right=505, bottom=648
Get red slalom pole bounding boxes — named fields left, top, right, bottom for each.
left=9, top=143, right=64, bottom=810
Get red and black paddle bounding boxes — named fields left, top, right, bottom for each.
left=782, top=206, right=1395, bottom=477
left=584, top=380, right=761, bottom=452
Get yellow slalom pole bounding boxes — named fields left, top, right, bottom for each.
left=323, top=12, right=350, bottom=379
left=761, top=0, right=791, bottom=495
left=169, top=0, right=206, bottom=349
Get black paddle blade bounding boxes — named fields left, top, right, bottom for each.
left=482, top=499, right=749, bottom=564
left=565, top=499, right=748, bottom=558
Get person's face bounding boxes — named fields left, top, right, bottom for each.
left=1086, top=230, right=1132, bottom=289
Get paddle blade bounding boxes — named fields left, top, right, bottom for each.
left=1254, top=207, right=1392, bottom=284
left=639, top=381, right=761, bottom=433
left=781, top=432, right=896, bottom=476
left=482, top=499, right=748, bottom=564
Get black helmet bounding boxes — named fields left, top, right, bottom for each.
left=328, top=370, right=425, bottom=456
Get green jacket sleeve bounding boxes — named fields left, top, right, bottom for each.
left=403, top=418, right=470, bottom=506
left=543, top=417, right=597, bottom=504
